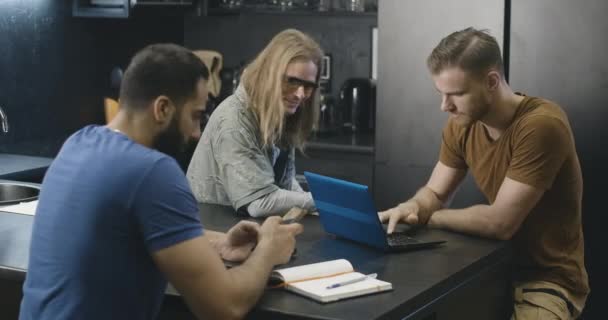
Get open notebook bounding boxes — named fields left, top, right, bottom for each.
left=270, top=259, right=392, bottom=303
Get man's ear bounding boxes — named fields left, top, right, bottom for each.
left=151, top=96, right=175, bottom=124
left=486, top=70, right=501, bottom=91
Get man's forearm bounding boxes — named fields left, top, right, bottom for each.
left=408, top=186, right=443, bottom=213
left=222, top=241, right=277, bottom=316
left=184, top=240, right=276, bottom=319
left=247, top=189, right=315, bottom=217
left=204, top=230, right=226, bottom=252
left=204, top=230, right=225, bottom=240
left=428, top=205, right=507, bottom=240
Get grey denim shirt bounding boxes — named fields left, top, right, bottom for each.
left=187, top=85, right=297, bottom=210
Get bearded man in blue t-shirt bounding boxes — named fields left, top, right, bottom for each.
left=19, top=43, right=302, bottom=320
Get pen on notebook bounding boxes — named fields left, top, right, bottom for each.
left=325, top=273, right=378, bottom=290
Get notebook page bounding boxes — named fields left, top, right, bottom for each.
left=274, top=259, right=353, bottom=283
left=287, top=272, right=392, bottom=303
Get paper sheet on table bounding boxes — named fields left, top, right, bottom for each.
left=0, top=200, right=38, bottom=216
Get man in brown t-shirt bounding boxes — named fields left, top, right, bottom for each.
left=379, top=28, right=589, bottom=319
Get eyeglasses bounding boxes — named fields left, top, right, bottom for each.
left=283, top=76, right=318, bottom=96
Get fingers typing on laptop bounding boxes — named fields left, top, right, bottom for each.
left=379, top=185, right=443, bottom=234
left=379, top=200, right=429, bottom=234
left=304, top=171, right=446, bottom=252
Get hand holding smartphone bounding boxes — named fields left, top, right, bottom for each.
left=281, top=207, right=308, bottom=224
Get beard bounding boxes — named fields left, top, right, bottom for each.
left=153, top=115, right=188, bottom=160
left=456, top=94, right=492, bottom=127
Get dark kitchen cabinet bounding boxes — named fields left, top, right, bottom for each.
left=297, top=148, right=374, bottom=191
left=0, top=279, right=23, bottom=320
left=295, top=133, right=375, bottom=191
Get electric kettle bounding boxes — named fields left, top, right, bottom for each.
left=339, top=78, right=376, bottom=133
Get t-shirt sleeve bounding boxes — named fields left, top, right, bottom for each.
left=213, top=128, right=278, bottom=209
left=506, top=116, right=571, bottom=190
left=132, top=157, right=203, bottom=253
left=439, top=119, right=468, bottom=169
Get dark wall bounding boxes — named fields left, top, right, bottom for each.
left=375, top=0, right=504, bottom=209
left=0, top=1, right=183, bottom=157
left=184, top=13, right=377, bottom=101
left=510, top=1, right=608, bottom=317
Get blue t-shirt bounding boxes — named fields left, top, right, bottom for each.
left=20, top=125, right=203, bottom=320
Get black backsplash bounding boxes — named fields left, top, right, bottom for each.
left=184, top=14, right=377, bottom=101
left=0, top=1, right=184, bottom=157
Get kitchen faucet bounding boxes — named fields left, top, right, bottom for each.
left=0, top=105, right=8, bottom=133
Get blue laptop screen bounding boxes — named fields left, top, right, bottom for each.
left=304, top=172, right=388, bottom=250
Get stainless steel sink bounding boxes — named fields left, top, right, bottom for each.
left=0, top=182, right=40, bottom=205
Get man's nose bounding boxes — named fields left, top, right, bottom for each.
left=191, top=125, right=201, bottom=140
left=440, top=95, right=452, bottom=112
left=294, top=86, right=307, bottom=100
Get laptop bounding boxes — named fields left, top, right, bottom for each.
left=304, top=172, right=446, bottom=252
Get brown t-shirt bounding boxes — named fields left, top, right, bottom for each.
left=439, top=95, right=589, bottom=307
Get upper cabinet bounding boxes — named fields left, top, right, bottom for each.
left=204, top=0, right=377, bottom=16
left=73, top=0, right=196, bottom=18
left=73, top=0, right=377, bottom=18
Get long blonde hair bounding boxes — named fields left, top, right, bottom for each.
left=240, top=29, right=323, bottom=150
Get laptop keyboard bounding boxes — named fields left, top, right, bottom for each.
left=387, top=232, right=420, bottom=246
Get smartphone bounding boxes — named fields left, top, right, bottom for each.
left=281, top=207, right=307, bottom=224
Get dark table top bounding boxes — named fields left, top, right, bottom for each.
left=199, top=204, right=510, bottom=320
left=0, top=203, right=510, bottom=319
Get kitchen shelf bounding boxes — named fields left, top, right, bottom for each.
left=207, top=8, right=377, bottom=16
left=73, top=0, right=129, bottom=18
left=205, top=1, right=377, bottom=17
left=73, top=0, right=196, bottom=18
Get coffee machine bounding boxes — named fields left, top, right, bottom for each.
left=339, top=78, right=376, bottom=133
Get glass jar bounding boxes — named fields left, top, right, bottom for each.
left=345, top=0, right=364, bottom=12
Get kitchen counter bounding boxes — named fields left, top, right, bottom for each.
left=306, top=131, right=374, bottom=154
left=0, top=211, right=31, bottom=281
left=0, top=154, right=53, bottom=182
left=297, top=132, right=375, bottom=188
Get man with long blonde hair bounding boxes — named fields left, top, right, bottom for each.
left=188, top=29, right=323, bottom=217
